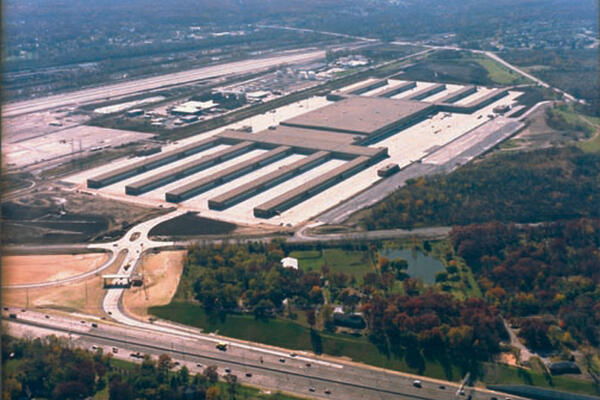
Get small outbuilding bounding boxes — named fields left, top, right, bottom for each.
left=333, top=313, right=366, bottom=330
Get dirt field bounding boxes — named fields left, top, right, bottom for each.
left=2, top=253, right=110, bottom=285
left=2, top=250, right=126, bottom=317
left=123, top=250, right=185, bottom=319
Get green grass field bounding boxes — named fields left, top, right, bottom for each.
left=547, top=105, right=600, bottom=153
left=288, top=248, right=374, bottom=277
left=149, top=303, right=600, bottom=396
left=472, top=56, right=530, bottom=85
left=482, top=362, right=600, bottom=397
left=576, top=115, right=600, bottom=153
left=150, top=302, right=462, bottom=380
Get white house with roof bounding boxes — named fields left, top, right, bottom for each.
left=280, top=257, right=298, bottom=270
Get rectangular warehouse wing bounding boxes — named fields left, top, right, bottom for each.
left=124, top=141, right=254, bottom=195
left=376, top=81, right=417, bottom=98
left=87, top=136, right=220, bottom=188
left=435, top=86, right=477, bottom=104
left=208, top=151, right=331, bottom=210
left=253, top=156, right=371, bottom=218
left=408, top=83, right=447, bottom=101
left=341, top=79, right=388, bottom=95
left=165, top=146, right=292, bottom=202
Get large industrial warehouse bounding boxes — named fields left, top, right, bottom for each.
left=76, top=79, right=522, bottom=225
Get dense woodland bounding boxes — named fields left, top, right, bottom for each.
left=1, top=335, right=282, bottom=400
left=362, top=147, right=600, bottom=229
left=450, top=219, right=600, bottom=350
left=362, top=292, right=507, bottom=372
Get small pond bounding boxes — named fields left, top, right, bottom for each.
left=380, top=248, right=445, bottom=284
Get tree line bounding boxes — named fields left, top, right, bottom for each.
left=361, top=290, right=507, bottom=373
left=362, top=147, right=600, bottom=229
left=450, top=219, right=600, bottom=350
left=1, top=335, right=287, bottom=400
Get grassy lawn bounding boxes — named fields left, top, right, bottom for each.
left=482, top=362, right=600, bottom=397
left=150, top=302, right=462, bottom=381
left=472, top=56, right=530, bottom=85
left=149, top=303, right=600, bottom=396
left=579, top=130, right=600, bottom=153
left=288, top=248, right=374, bottom=277
left=548, top=104, right=600, bottom=153
left=576, top=114, right=600, bottom=153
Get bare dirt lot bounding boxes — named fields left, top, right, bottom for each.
left=2, top=253, right=110, bottom=285
left=123, top=250, right=185, bottom=319
left=2, top=250, right=126, bottom=317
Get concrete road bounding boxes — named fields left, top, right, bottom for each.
left=2, top=49, right=325, bottom=117
left=3, top=310, right=530, bottom=400
left=99, top=210, right=185, bottom=318
left=292, top=224, right=452, bottom=243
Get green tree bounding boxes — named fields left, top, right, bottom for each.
left=204, top=365, right=219, bottom=384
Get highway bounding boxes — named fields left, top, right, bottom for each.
left=3, top=310, right=528, bottom=400
left=2, top=49, right=325, bottom=117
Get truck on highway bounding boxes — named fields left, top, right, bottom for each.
left=216, top=342, right=228, bottom=351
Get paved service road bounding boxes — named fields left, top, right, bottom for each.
left=4, top=310, right=530, bottom=400
left=2, top=49, right=325, bottom=117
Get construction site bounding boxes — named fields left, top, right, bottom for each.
left=67, top=77, right=525, bottom=226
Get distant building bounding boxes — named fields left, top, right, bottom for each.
left=171, top=100, right=217, bottom=115
left=181, top=115, right=199, bottom=123
left=377, top=163, right=400, bottom=177
left=493, top=104, right=511, bottom=114
left=246, top=91, right=270, bottom=102
left=281, top=257, right=299, bottom=270
left=126, top=109, right=144, bottom=117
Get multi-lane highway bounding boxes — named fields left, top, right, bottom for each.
left=3, top=309, right=527, bottom=400
left=2, top=49, right=325, bottom=117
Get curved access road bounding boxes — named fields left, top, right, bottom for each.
left=2, top=210, right=183, bottom=290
